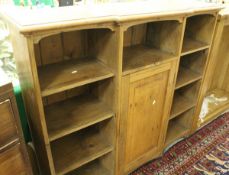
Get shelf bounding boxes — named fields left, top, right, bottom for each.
left=51, top=126, right=113, bottom=175
left=176, top=66, right=202, bottom=89
left=38, top=58, right=114, bottom=97
left=170, top=93, right=196, bottom=120
left=45, top=95, right=114, bottom=141
left=181, top=37, right=209, bottom=56
left=199, top=89, right=229, bottom=126
left=165, top=117, right=190, bottom=147
left=67, top=158, right=111, bottom=175
left=123, top=45, right=176, bottom=75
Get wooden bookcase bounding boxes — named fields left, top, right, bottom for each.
left=193, top=10, right=229, bottom=128
left=165, top=13, right=217, bottom=147
left=0, top=3, right=221, bottom=175
left=34, top=29, right=118, bottom=175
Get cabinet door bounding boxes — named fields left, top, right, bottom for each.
left=120, top=63, right=175, bottom=174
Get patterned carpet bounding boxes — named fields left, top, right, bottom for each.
left=131, top=112, right=229, bottom=175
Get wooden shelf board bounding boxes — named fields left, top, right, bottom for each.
left=198, top=89, right=229, bottom=127
left=175, top=66, right=202, bottom=90
left=181, top=37, right=209, bottom=56
left=165, top=121, right=189, bottom=147
left=46, top=95, right=114, bottom=141
left=38, top=58, right=114, bottom=97
left=123, top=45, right=177, bottom=75
left=67, top=159, right=111, bottom=175
left=51, top=129, right=113, bottom=175
left=170, top=93, right=196, bottom=120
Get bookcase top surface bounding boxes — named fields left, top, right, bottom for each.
left=0, top=1, right=222, bottom=34
left=219, top=5, right=229, bottom=17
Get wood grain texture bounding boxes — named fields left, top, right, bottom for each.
left=180, top=49, right=208, bottom=75
left=8, top=25, right=56, bottom=174
left=125, top=69, right=169, bottom=165
left=38, top=58, right=114, bottom=97
left=181, top=37, right=209, bottom=56
left=165, top=109, right=192, bottom=147
left=123, top=45, right=176, bottom=75
left=0, top=83, right=33, bottom=175
left=40, top=34, right=64, bottom=65
left=0, top=144, right=27, bottom=175
left=67, top=155, right=112, bottom=175
left=1, top=4, right=221, bottom=175
left=45, top=95, right=114, bottom=141
left=170, top=92, right=196, bottom=120
left=119, top=61, right=177, bottom=174
left=175, top=66, right=202, bottom=89
left=51, top=122, right=113, bottom=175
left=0, top=100, right=18, bottom=150
left=0, top=2, right=221, bottom=35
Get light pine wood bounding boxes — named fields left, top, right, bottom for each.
left=0, top=2, right=221, bottom=35
left=181, top=37, right=209, bottom=56
left=191, top=12, right=227, bottom=131
left=119, top=61, right=177, bottom=174
left=45, top=95, right=114, bottom=141
left=67, top=155, right=112, bottom=175
left=165, top=109, right=192, bottom=147
left=180, top=49, right=208, bottom=75
left=0, top=3, right=222, bottom=175
left=175, top=66, right=202, bottom=89
left=125, top=68, right=169, bottom=164
left=38, top=58, right=114, bottom=97
left=170, top=92, right=196, bottom=120
left=51, top=122, right=113, bottom=175
left=40, top=34, right=64, bottom=65
left=210, top=26, right=229, bottom=91
left=123, top=45, right=176, bottom=75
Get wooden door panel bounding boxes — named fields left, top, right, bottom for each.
left=0, top=144, right=27, bottom=175
left=125, top=70, right=169, bottom=164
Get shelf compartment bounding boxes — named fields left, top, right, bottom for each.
left=199, top=89, right=229, bottom=126
left=123, top=45, right=176, bottom=75
left=38, top=58, right=114, bottom=97
left=67, top=153, right=113, bottom=175
left=170, top=92, right=196, bottom=120
left=176, top=66, right=202, bottom=89
left=182, top=14, right=215, bottom=56
left=181, top=37, right=209, bottom=56
left=171, top=81, right=200, bottom=119
left=166, top=109, right=193, bottom=147
left=123, top=20, right=182, bottom=74
left=45, top=95, right=114, bottom=141
left=51, top=120, right=114, bottom=175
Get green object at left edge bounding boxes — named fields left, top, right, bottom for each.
left=13, top=84, right=32, bottom=143
left=13, top=0, right=54, bottom=6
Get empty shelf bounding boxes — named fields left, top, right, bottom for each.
left=51, top=129, right=113, bottom=175
left=176, top=66, right=202, bottom=89
left=45, top=95, right=114, bottom=141
left=123, top=45, right=176, bottom=75
left=67, top=159, right=111, bottom=175
left=182, top=37, right=209, bottom=56
left=170, top=93, right=196, bottom=120
left=38, top=58, right=114, bottom=97
left=165, top=120, right=189, bottom=147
